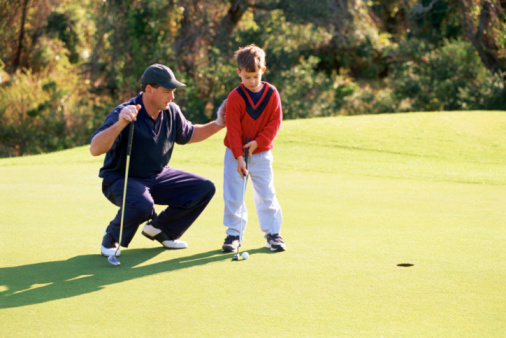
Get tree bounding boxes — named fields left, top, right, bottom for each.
left=460, top=0, right=506, bottom=75
left=13, top=0, right=30, bottom=69
left=0, top=0, right=25, bottom=70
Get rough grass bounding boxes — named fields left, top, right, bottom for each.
left=0, top=111, right=505, bottom=336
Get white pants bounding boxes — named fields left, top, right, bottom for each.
left=223, top=148, right=283, bottom=238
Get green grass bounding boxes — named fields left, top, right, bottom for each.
left=1, top=111, right=505, bottom=336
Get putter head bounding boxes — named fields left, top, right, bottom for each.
left=232, top=254, right=240, bottom=261
left=108, top=254, right=121, bottom=266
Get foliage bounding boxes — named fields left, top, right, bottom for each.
left=45, top=4, right=94, bottom=64
left=409, top=0, right=462, bottom=44
left=0, top=0, right=505, bottom=157
left=0, top=58, right=6, bottom=81
left=0, top=57, right=108, bottom=156
left=85, top=0, right=182, bottom=100
left=273, top=56, right=343, bottom=119
left=340, top=81, right=397, bottom=115
left=388, top=38, right=505, bottom=112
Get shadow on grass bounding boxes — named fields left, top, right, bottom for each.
left=0, top=247, right=272, bottom=309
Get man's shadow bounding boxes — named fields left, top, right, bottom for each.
left=0, top=247, right=272, bottom=309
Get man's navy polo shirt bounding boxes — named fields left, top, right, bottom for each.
left=92, top=93, right=195, bottom=179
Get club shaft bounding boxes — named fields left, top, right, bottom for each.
left=114, top=123, right=135, bottom=257
left=237, top=138, right=250, bottom=256
left=117, top=156, right=130, bottom=248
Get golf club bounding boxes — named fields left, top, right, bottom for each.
left=233, top=138, right=249, bottom=261
left=108, top=121, right=135, bottom=266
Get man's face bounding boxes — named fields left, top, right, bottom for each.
left=150, top=86, right=176, bottom=110
left=237, top=67, right=266, bottom=93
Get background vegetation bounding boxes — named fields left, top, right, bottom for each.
left=1, top=0, right=505, bottom=157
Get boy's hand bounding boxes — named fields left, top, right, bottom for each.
left=243, top=139, right=257, bottom=159
left=237, top=156, right=248, bottom=179
left=215, top=99, right=227, bottom=127
left=237, top=140, right=256, bottom=179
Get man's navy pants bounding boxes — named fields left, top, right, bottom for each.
left=102, top=167, right=216, bottom=247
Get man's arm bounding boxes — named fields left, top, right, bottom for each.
left=188, top=99, right=226, bottom=144
left=90, top=104, right=139, bottom=156
left=188, top=122, right=224, bottom=143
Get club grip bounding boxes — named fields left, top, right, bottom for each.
left=127, top=122, right=135, bottom=156
left=244, top=138, right=250, bottom=167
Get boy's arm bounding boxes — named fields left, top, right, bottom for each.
left=253, top=90, right=282, bottom=149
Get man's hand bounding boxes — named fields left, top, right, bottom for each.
left=215, top=99, right=227, bottom=127
left=90, top=104, right=140, bottom=156
left=119, top=104, right=141, bottom=125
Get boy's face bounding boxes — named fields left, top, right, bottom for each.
left=237, top=67, right=266, bottom=93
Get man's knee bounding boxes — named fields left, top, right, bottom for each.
left=204, top=179, right=216, bottom=197
left=197, top=179, right=216, bottom=205
left=128, top=198, right=155, bottom=220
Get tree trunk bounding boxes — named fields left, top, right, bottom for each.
left=13, top=0, right=29, bottom=69
left=460, top=0, right=505, bottom=74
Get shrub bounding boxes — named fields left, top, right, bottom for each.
left=388, top=38, right=506, bottom=111
left=0, top=65, right=107, bottom=157
left=271, top=56, right=349, bottom=119
left=340, top=82, right=396, bottom=115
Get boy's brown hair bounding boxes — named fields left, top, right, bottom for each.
left=234, top=44, right=266, bottom=72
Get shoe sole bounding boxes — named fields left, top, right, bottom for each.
left=142, top=230, right=156, bottom=241
left=142, top=231, right=187, bottom=249
left=101, top=246, right=121, bottom=257
left=101, top=253, right=120, bottom=258
left=222, top=246, right=239, bottom=253
left=266, top=243, right=287, bottom=251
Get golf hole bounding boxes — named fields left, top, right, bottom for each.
left=397, top=263, right=414, bottom=267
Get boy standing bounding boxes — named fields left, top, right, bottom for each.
left=221, top=44, right=286, bottom=252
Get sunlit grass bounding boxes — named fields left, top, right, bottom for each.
left=0, top=111, right=504, bottom=336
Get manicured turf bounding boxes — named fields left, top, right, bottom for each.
left=1, top=111, right=505, bottom=336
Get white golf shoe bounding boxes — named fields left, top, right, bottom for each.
left=101, top=231, right=121, bottom=257
left=142, top=223, right=188, bottom=249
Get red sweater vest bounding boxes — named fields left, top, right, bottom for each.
left=224, top=82, right=283, bottom=159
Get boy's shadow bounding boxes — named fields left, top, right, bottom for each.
left=0, top=247, right=271, bottom=309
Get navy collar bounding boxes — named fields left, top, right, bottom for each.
left=134, top=92, right=163, bottom=122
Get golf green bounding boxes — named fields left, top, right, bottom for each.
left=1, top=111, right=505, bottom=336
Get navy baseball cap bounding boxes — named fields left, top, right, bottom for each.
left=141, top=64, right=186, bottom=89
